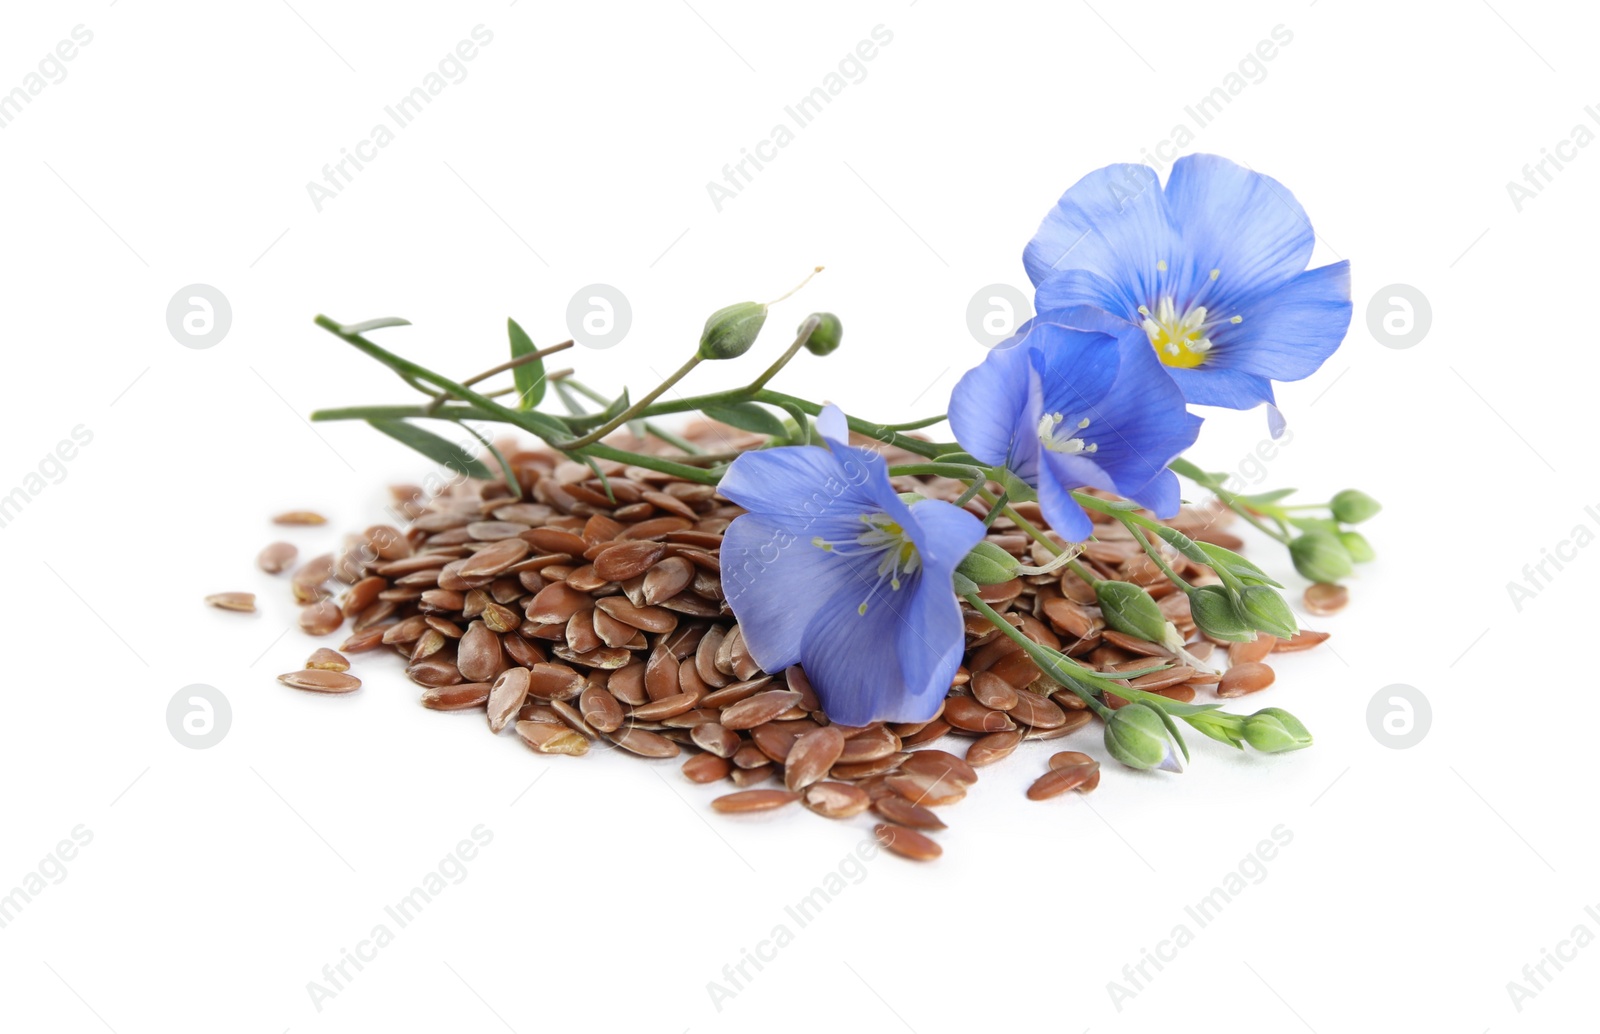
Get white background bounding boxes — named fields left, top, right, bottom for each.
left=1, top=1, right=1595, bottom=1031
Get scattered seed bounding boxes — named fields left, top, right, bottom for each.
left=486, top=668, right=531, bottom=733
left=278, top=669, right=361, bottom=693
left=305, top=648, right=349, bottom=671
left=299, top=600, right=344, bottom=636
left=1219, top=661, right=1276, bottom=698
left=1229, top=636, right=1274, bottom=665
left=254, top=439, right=1327, bottom=862
left=515, top=720, right=589, bottom=756
left=803, top=781, right=871, bottom=819
left=720, top=690, right=802, bottom=730
left=875, top=823, right=941, bottom=861
left=785, top=726, right=846, bottom=791
left=593, top=540, right=668, bottom=582
left=970, top=670, right=1019, bottom=711
left=966, top=731, right=1021, bottom=766
left=683, top=753, right=731, bottom=783
left=1029, top=753, right=1100, bottom=799
left=711, top=789, right=800, bottom=813
left=258, top=542, right=299, bottom=574
left=608, top=726, right=681, bottom=758
left=1304, top=582, right=1349, bottom=616
left=1273, top=629, right=1330, bottom=652
left=873, top=794, right=946, bottom=830
left=272, top=510, right=327, bottom=525
left=422, top=682, right=492, bottom=711
left=943, top=696, right=1016, bottom=734
left=206, top=592, right=256, bottom=613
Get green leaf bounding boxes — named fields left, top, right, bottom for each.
left=1237, top=487, right=1296, bottom=507
left=507, top=318, right=545, bottom=410
left=991, top=467, right=1037, bottom=503
left=1153, top=704, right=1191, bottom=763
left=453, top=421, right=522, bottom=500
left=1151, top=525, right=1216, bottom=567
left=703, top=402, right=790, bottom=438
left=1114, top=685, right=1225, bottom=717
left=581, top=455, right=615, bottom=503
left=368, top=419, right=493, bottom=480
left=1288, top=515, right=1341, bottom=536
left=568, top=389, right=630, bottom=433
left=340, top=317, right=412, bottom=335
left=1185, top=713, right=1247, bottom=749
left=774, top=400, right=812, bottom=444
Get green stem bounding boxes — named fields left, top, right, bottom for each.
left=1168, top=457, right=1291, bottom=544
left=562, top=377, right=701, bottom=453
left=315, top=315, right=571, bottom=444
left=562, top=354, right=703, bottom=449
left=308, top=403, right=722, bottom=485
left=424, top=340, right=574, bottom=414
left=631, top=386, right=947, bottom=460
left=888, top=462, right=988, bottom=480
left=578, top=444, right=723, bottom=485
left=964, top=594, right=1114, bottom=719
left=1114, top=514, right=1192, bottom=591
left=878, top=413, right=949, bottom=432
left=747, top=315, right=819, bottom=392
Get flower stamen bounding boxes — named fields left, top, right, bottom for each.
left=1138, top=275, right=1244, bottom=370
left=812, top=512, right=922, bottom=614
left=1037, top=411, right=1098, bottom=455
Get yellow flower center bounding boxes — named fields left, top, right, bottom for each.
left=1139, top=268, right=1242, bottom=369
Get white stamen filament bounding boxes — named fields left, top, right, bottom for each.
left=811, top=513, right=921, bottom=615
left=1038, top=411, right=1097, bottom=455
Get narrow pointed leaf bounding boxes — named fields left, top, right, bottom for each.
left=507, top=318, right=545, bottom=409
left=340, top=317, right=412, bottom=335
left=368, top=419, right=492, bottom=479
left=702, top=402, right=788, bottom=438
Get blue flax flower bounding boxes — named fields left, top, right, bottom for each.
left=719, top=406, right=986, bottom=726
left=949, top=307, right=1202, bottom=542
left=1023, top=154, right=1351, bottom=417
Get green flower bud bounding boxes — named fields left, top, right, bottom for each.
left=1105, top=703, right=1183, bottom=772
left=1339, top=530, right=1376, bottom=563
left=801, top=312, right=842, bottom=355
left=1096, top=580, right=1168, bottom=644
left=1187, top=585, right=1256, bottom=643
left=955, top=541, right=1021, bottom=586
left=1289, top=531, right=1353, bottom=584
left=1330, top=489, right=1382, bottom=524
left=1184, top=710, right=1246, bottom=749
left=698, top=301, right=769, bottom=360
left=1197, top=541, right=1281, bottom=588
left=1242, top=707, right=1314, bottom=753
left=1239, top=585, right=1299, bottom=640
